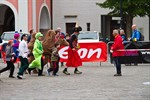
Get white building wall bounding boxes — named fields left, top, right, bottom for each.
left=53, top=0, right=110, bottom=32
left=133, top=16, right=149, bottom=41
left=18, top=0, right=28, bottom=32
left=53, top=0, right=149, bottom=41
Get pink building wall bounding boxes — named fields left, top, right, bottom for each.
left=1, top=0, right=51, bottom=32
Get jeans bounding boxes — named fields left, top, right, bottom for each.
left=0, top=61, right=15, bottom=77
left=113, top=57, right=121, bottom=74
left=18, top=56, right=29, bottom=76
left=48, top=61, right=59, bottom=75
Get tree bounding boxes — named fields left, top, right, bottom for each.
left=96, top=0, right=150, bottom=38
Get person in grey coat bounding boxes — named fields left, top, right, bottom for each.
left=0, top=40, right=15, bottom=78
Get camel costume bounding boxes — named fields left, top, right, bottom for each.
left=42, top=30, right=56, bottom=66
left=28, top=30, right=69, bottom=71
left=28, top=32, right=36, bottom=62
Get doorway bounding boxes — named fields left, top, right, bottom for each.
left=0, top=5, right=15, bottom=35
left=66, top=23, right=76, bottom=35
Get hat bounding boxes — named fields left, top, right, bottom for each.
left=72, top=22, right=82, bottom=32
left=8, top=40, right=13, bottom=44
left=14, top=33, right=20, bottom=39
left=35, top=32, right=43, bottom=39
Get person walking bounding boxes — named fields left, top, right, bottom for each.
left=27, top=29, right=34, bottom=43
left=47, top=43, right=60, bottom=76
left=0, top=40, right=15, bottom=78
left=110, top=29, right=124, bottom=76
left=13, top=32, right=20, bottom=63
left=17, top=34, right=29, bottom=79
left=56, top=27, right=66, bottom=67
left=63, top=23, right=82, bottom=75
left=28, top=32, right=44, bottom=76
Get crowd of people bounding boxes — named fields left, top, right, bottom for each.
left=0, top=24, right=83, bottom=80
left=110, top=24, right=144, bottom=76
left=0, top=23, right=144, bottom=79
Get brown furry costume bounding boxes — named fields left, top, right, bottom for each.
left=27, top=32, right=36, bottom=63
left=28, top=30, right=69, bottom=70
left=56, top=37, right=69, bottom=46
left=42, top=30, right=56, bottom=66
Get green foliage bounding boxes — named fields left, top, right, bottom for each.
left=96, top=0, right=150, bottom=17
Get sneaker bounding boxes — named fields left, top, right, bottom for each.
left=38, top=74, right=45, bottom=76
left=17, top=75, right=23, bottom=79
left=114, top=74, right=122, bottom=76
left=63, top=70, right=70, bottom=75
left=27, top=68, right=31, bottom=75
left=74, top=70, right=82, bottom=74
left=53, top=74, right=59, bottom=76
left=9, top=76, right=15, bottom=78
left=46, top=69, right=50, bottom=76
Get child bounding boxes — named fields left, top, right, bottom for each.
left=13, top=33, right=20, bottom=63
left=28, top=32, right=44, bottom=76
left=17, top=34, right=29, bottom=79
left=47, top=43, right=60, bottom=76
left=0, top=40, right=15, bottom=78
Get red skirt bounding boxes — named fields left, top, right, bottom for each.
left=66, top=47, right=82, bottom=68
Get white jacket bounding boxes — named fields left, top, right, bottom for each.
left=18, top=40, right=29, bottom=58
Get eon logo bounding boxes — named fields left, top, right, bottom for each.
left=59, top=46, right=102, bottom=59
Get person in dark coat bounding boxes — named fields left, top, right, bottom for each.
left=63, top=23, right=82, bottom=75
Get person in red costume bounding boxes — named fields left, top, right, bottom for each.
left=110, top=29, right=124, bottom=76
left=63, top=23, right=82, bottom=75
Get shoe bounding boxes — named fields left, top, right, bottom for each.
left=9, top=76, right=15, bottom=78
left=33, top=69, right=38, bottom=74
left=38, top=74, right=45, bottom=76
left=53, top=74, right=59, bottom=76
left=114, top=74, right=122, bottom=76
left=63, top=70, right=70, bottom=75
left=46, top=69, right=50, bottom=76
left=74, top=70, right=82, bottom=74
left=27, top=68, right=31, bottom=75
left=24, top=70, right=28, bottom=74
left=17, top=75, right=23, bottom=79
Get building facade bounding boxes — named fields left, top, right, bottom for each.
left=53, top=0, right=149, bottom=41
left=0, top=0, right=149, bottom=41
left=0, top=0, right=52, bottom=34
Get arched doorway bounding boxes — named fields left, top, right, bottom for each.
left=39, top=6, right=50, bottom=36
left=0, top=5, right=15, bottom=35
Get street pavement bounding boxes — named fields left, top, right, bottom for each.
left=0, top=59, right=150, bottom=100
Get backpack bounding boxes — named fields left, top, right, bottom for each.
left=139, top=32, right=144, bottom=41
left=1, top=43, right=8, bottom=52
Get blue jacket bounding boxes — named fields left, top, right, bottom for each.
left=131, top=30, right=140, bottom=41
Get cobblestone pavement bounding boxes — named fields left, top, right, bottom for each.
left=0, top=59, right=150, bottom=100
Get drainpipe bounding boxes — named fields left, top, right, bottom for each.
left=50, top=0, right=53, bottom=29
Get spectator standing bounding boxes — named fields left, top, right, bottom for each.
left=110, top=29, right=124, bottom=76
left=120, top=29, right=127, bottom=41
left=130, top=24, right=140, bottom=42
